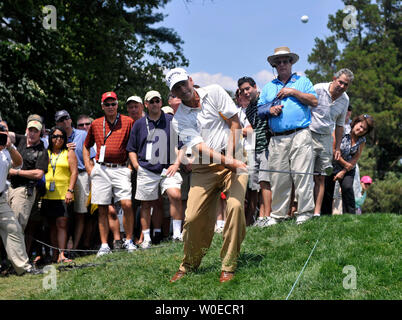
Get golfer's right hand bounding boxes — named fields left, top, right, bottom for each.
left=226, top=159, right=248, bottom=173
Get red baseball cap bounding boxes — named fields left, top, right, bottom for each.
left=101, top=91, right=118, bottom=103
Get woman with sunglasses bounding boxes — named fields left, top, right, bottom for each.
left=322, top=114, right=374, bottom=214
left=41, top=126, right=78, bottom=263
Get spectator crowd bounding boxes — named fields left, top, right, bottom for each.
left=0, top=46, right=374, bottom=280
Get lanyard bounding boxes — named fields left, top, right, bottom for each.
left=103, top=113, right=120, bottom=145
left=50, top=151, right=62, bottom=177
left=145, top=116, right=161, bottom=142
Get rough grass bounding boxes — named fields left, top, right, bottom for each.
left=1, top=213, right=400, bottom=300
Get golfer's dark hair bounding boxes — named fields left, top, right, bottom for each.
left=237, top=76, right=256, bottom=88
left=351, top=114, right=375, bottom=135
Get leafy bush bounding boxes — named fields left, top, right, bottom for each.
left=363, top=172, right=401, bottom=214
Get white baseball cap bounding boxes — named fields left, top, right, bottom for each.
left=144, top=90, right=162, bottom=102
left=126, top=96, right=143, bottom=104
left=161, top=106, right=174, bottom=115
left=165, top=68, right=189, bottom=90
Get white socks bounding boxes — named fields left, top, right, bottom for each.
left=143, top=229, right=151, bottom=242
left=173, top=220, right=182, bottom=238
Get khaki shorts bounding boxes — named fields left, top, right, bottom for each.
left=74, top=171, right=90, bottom=213
left=90, top=163, right=132, bottom=205
left=135, top=166, right=182, bottom=201
left=311, top=131, right=333, bottom=175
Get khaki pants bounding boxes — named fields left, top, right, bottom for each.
left=8, top=186, right=37, bottom=231
left=268, top=128, right=315, bottom=219
left=179, top=164, right=248, bottom=273
left=0, top=194, right=31, bottom=275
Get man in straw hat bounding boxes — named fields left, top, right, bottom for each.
left=258, top=46, right=318, bottom=226
left=165, top=67, right=248, bottom=283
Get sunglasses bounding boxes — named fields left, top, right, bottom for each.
left=52, top=134, right=64, bottom=139
left=275, top=59, right=291, bottom=66
left=149, top=98, right=161, bottom=104
left=364, top=114, right=373, bottom=119
left=77, top=122, right=91, bottom=127
left=56, top=116, right=70, bottom=122
left=103, top=102, right=118, bottom=107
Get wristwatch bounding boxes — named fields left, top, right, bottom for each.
left=67, top=189, right=74, bottom=193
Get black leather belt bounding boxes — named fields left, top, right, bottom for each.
left=78, top=169, right=87, bottom=173
left=98, top=162, right=126, bottom=168
left=272, top=127, right=306, bottom=137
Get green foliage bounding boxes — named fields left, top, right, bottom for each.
left=0, top=0, right=188, bottom=130
left=363, top=171, right=402, bottom=214
left=306, top=0, right=402, bottom=178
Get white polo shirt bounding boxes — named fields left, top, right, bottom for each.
left=310, top=82, right=349, bottom=135
left=0, top=149, right=11, bottom=194
left=172, top=84, right=238, bottom=152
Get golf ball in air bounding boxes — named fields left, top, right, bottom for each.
left=301, top=15, right=309, bottom=23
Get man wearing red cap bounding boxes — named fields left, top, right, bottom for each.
left=83, top=91, right=136, bottom=256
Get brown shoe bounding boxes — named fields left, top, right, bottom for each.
left=219, top=271, right=234, bottom=283
left=170, top=270, right=186, bottom=283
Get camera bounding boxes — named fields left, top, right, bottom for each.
left=26, top=180, right=36, bottom=197
left=0, top=124, right=7, bottom=146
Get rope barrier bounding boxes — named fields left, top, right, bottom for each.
left=285, top=219, right=328, bottom=300
left=30, top=236, right=175, bottom=255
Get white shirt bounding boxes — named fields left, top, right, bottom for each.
left=0, top=149, right=12, bottom=194
left=237, top=106, right=254, bottom=151
left=310, top=82, right=349, bottom=135
left=172, top=84, right=239, bottom=152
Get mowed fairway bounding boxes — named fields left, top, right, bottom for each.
left=1, top=213, right=400, bottom=300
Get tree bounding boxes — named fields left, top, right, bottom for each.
left=306, top=0, right=401, bottom=178
left=0, top=0, right=188, bottom=130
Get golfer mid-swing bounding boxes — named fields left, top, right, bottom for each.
left=166, top=68, right=248, bottom=283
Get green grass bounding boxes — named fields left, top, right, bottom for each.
left=1, top=213, right=400, bottom=300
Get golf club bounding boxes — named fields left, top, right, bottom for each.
left=248, top=166, right=333, bottom=176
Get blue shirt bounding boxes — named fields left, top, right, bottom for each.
left=126, top=112, right=182, bottom=174
left=68, top=128, right=96, bottom=170
left=257, top=74, right=317, bottom=133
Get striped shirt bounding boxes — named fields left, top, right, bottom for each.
left=84, top=114, right=134, bottom=164
left=245, top=98, right=269, bottom=153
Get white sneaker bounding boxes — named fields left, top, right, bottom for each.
left=265, top=217, right=279, bottom=227
left=296, top=213, right=313, bottom=225
left=140, top=240, right=152, bottom=249
left=214, top=225, right=224, bottom=233
left=313, top=213, right=321, bottom=218
left=172, top=234, right=183, bottom=242
left=96, top=246, right=112, bottom=257
left=252, top=218, right=265, bottom=227
left=123, top=240, right=138, bottom=253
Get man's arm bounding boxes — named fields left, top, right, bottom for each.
left=128, top=152, right=139, bottom=171
left=8, top=131, right=16, bottom=144
left=276, top=88, right=318, bottom=107
left=334, top=125, right=344, bottom=161
left=194, top=114, right=247, bottom=173
left=166, top=147, right=185, bottom=177
left=8, top=168, right=44, bottom=180
left=225, top=114, right=242, bottom=159
left=6, top=136, right=22, bottom=168
left=83, top=145, right=94, bottom=175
